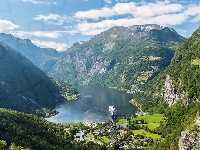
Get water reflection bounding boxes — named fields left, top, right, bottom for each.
left=46, top=85, right=137, bottom=123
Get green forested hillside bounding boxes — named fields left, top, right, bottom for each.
left=165, top=27, right=200, bottom=99
left=50, top=78, right=81, bottom=100
left=0, top=108, right=105, bottom=150
left=49, top=24, right=186, bottom=92
left=134, top=27, right=200, bottom=149
left=0, top=33, right=62, bottom=73
left=0, top=42, right=80, bottom=116
left=134, top=26, right=200, bottom=112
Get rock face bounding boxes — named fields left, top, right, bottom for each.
left=178, top=116, right=200, bottom=150
left=49, top=24, right=186, bottom=91
left=161, top=74, right=186, bottom=106
left=196, top=115, right=200, bottom=128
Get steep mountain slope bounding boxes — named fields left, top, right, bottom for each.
left=134, top=26, right=200, bottom=112
left=0, top=42, right=79, bottom=116
left=0, top=33, right=61, bottom=73
left=134, top=27, right=200, bottom=149
left=48, top=24, right=186, bottom=92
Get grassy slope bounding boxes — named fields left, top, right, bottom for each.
left=132, top=129, right=161, bottom=139
left=118, top=114, right=164, bottom=139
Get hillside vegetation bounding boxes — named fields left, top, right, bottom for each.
left=0, top=33, right=61, bottom=73
left=0, top=108, right=105, bottom=150
left=48, top=24, right=186, bottom=92
left=134, top=27, right=200, bottom=149
left=0, top=42, right=80, bottom=117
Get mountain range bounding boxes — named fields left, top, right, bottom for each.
left=0, top=25, right=186, bottom=93
left=48, top=24, right=186, bottom=92
left=0, top=41, right=79, bottom=117
left=0, top=33, right=61, bottom=73
left=0, top=24, right=200, bottom=149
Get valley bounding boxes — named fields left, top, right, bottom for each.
left=0, top=23, right=200, bottom=150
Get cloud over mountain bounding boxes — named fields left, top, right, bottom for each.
left=0, top=20, right=19, bottom=32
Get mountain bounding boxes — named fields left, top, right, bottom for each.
left=134, top=26, right=200, bottom=112
left=48, top=24, right=186, bottom=92
left=134, top=27, right=200, bottom=149
left=0, top=33, right=61, bottom=73
left=0, top=41, right=79, bottom=117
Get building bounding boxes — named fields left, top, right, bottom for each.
left=76, top=131, right=85, bottom=142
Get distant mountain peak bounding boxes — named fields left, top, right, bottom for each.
left=49, top=24, right=186, bottom=91
left=0, top=33, right=61, bottom=73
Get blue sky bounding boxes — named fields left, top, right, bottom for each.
left=0, top=0, right=200, bottom=51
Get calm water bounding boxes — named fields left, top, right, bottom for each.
left=46, top=85, right=137, bottom=123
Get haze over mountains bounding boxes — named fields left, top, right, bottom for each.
left=0, top=24, right=186, bottom=94
left=0, top=41, right=79, bottom=116
left=0, top=24, right=187, bottom=113
left=2, top=23, right=200, bottom=149
left=48, top=24, right=186, bottom=92
left=0, top=33, right=61, bottom=73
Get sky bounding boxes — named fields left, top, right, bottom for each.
left=0, top=0, right=200, bottom=51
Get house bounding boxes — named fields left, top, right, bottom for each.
left=76, top=131, right=85, bottom=142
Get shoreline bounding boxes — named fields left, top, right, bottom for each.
left=129, top=99, right=145, bottom=115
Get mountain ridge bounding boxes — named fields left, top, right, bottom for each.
left=48, top=24, right=186, bottom=92
left=133, top=26, right=200, bottom=149
left=0, top=33, right=62, bottom=73
left=0, top=41, right=80, bottom=116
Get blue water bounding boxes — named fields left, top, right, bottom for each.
left=46, top=85, right=137, bottom=123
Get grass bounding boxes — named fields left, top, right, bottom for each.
left=147, top=123, right=160, bottom=130
left=117, top=119, right=127, bottom=124
left=94, top=139, right=102, bottom=143
left=85, top=134, right=94, bottom=143
left=132, top=129, right=161, bottom=139
left=191, top=59, right=200, bottom=66
left=117, top=114, right=164, bottom=126
left=132, top=114, right=163, bottom=123
left=138, top=123, right=160, bottom=130
left=101, top=136, right=110, bottom=143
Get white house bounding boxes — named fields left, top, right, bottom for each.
left=76, top=131, right=85, bottom=142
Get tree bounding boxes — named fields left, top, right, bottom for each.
left=0, top=140, right=7, bottom=150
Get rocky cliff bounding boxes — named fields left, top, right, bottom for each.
left=136, top=26, right=200, bottom=110
left=48, top=24, right=186, bottom=92
left=134, top=26, right=200, bottom=149
left=178, top=115, right=200, bottom=150
left=153, top=74, right=186, bottom=106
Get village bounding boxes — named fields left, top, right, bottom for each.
left=63, top=112, right=163, bottom=149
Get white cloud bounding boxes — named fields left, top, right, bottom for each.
left=31, top=39, right=69, bottom=51
left=67, top=1, right=200, bottom=36
left=71, top=13, right=188, bottom=35
left=0, top=20, right=19, bottom=32
left=22, top=0, right=56, bottom=5
left=33, top=14, right=60, bottom=21
left=104, top=0, right=112, bottom=4
left=11, top=31, right=63, bottom=38
left=26, top=1, right=200, bottom=37
left=183, top=4, right=200, bottom=22
left=191, top=15, right=200, bottom=22
left=33, top=13, right=70, bottom=25
left=74, top=1, right=183, bottom=20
